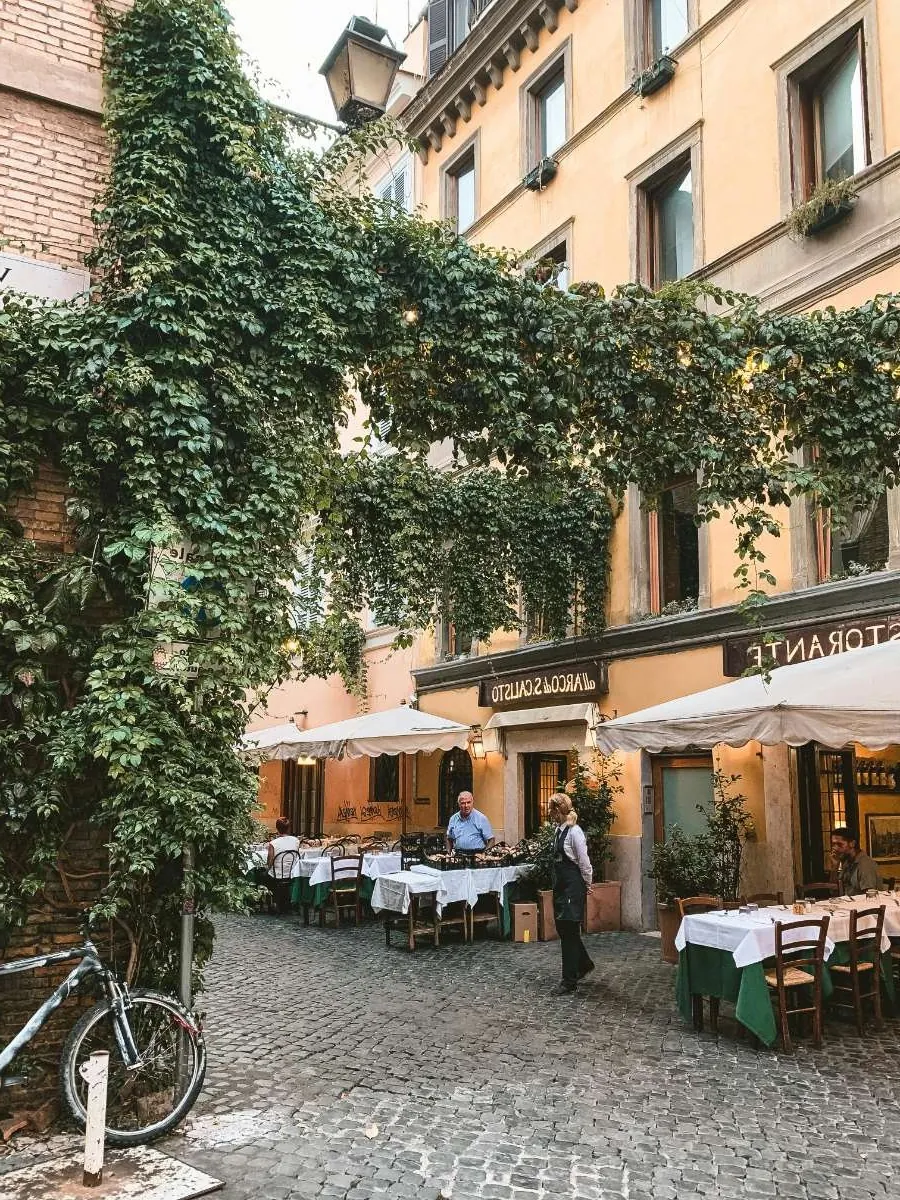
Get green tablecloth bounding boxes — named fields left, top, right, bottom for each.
left=290, top=876, right=376, bottom=909
left=676, top=942, right=895, bottom=1047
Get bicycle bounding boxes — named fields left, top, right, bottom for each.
left=0, top=922, right=206, bottom=1146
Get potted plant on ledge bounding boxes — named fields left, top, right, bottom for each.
left=786, top=175, right=857, bottom=240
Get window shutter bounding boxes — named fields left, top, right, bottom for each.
left=393, top=168, right=407, bottom=210
left=428, top=0, right=449, bottom=75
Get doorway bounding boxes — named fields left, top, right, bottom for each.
left=523, top=753, right=569, bottom=836
left=282, top=759, right=324, bottom=837
left=796, top=745, right=858, bottom=883
left=651, top=754, right=714, bottom=843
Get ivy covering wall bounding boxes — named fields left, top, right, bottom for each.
left=1, top=0, right=898, bottom=977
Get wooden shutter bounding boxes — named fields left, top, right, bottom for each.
left=393, top=167, right=407, bottom=209
left=428, top=0, right=449, bottom=75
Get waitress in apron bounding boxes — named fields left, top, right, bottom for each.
left=549, top=793, right=594, bottom=995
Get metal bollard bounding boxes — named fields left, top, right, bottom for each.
left=79, top=1051, right=109, bottom=1187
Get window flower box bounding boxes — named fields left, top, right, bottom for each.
left=632, top=54, right=677, bottom=98
left=523, top=157, right=558, bottom=192
left=804, top=197, right=856, bottom=236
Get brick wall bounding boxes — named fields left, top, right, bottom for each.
left=0, top=0, right=129, bottom=75
left=0, top=825, right=111, bottom=1117
left=9, top=462, right=74, bottom=551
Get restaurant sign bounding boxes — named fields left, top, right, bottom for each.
left=478, top=659, right=607, bottom=710
left=723, top=615, right=900, bottom=677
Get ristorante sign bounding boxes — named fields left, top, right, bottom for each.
left=723, top=615, right=900, bottom=677
left=478, top=660, right=608, bottom=709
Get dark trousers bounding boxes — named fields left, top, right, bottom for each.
left=269, top=878, right=292, bottom=915
left=557, top=920, right=593, bottom=989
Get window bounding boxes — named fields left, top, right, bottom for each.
left=648, top=0, right=689, bottom=60
left=627, top=0, right=695, bottom=77
left=651, top=161, right=693, bottom=285
left=629, top=128, right=702, bottom=289
left=371, top=755, right=399, bottom=804
left=775, top=6, right=883, bottom=213
left=649, top=478, right=700, bottom=611
left=442, top=138, right=479, bottom=234
left=816, top=493, right=889, bottom=582
left=427, top=0, right=481, bottom=76
left=538, top=71, right=566, bottom=159
left=438, top=747, right=473, bottom=826
left=535, top=241, right=570, bottom=291
left=376, top=159, right=412, bottom=214
left=795, top=30, right=868, bottom=198
left=522, top=42, right=571, bottom=173
left=437, top=611, right=473, bottom=660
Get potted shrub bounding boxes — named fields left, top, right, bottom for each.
left=632, top=54, right=677, bottom=98
left=566, top=751, right=622, bottom=932
left=648, top=826, right=715, bottom=963
left=786, top=175, right=857, bottom=240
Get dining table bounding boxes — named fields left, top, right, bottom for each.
left=675, top=893, right=899, bottom=1046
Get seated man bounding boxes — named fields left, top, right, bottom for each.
left=446, top=791, right=494, bottom=853
left=831, top=826, right=882, bottom=895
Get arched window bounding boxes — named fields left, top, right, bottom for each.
left=439, top=747, right=474, bottom=827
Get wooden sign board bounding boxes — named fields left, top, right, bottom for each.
left=723, top=615, right=900, bottom=677
left=478, top=659, right=607, bottom=709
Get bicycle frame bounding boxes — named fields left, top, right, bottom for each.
left=0, top=941, right=141, bottom=1075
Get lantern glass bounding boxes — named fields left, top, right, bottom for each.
left=321, top=17, right=406, bottom=127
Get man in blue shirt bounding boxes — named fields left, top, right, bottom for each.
left=446, top=791, right=494, bottom=852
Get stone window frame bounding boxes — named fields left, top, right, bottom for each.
left=772, top=0, right=885, bottom=214
left=519, top=36, right=573, bottom=175
left=440, top=129, right=481, bottom=233
left=627, top=122, right=704, bottom=288
left=526, top=217, right=575, bottom=288
left=623, top=0, right=700, bottom=83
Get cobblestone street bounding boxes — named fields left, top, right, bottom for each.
left=4, top=913, right=900, bottom=1200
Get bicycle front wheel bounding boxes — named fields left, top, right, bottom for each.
left=61, top=989, right=207, bottom=1147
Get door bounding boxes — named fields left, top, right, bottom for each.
left=283, top=759, right=324, bottom=837
left=797, top=744, right=858, bottom=882
left=651, top=754, right=714, bottom=843
left=523, top=753, right=569, bottom=836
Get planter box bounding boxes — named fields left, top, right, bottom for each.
left=523, top=157, right=558, bottom=191
left=805, top=197, right=855, bottom=236
left=584, top=881, right=621, bottom=932
left=537, top=889, right=557, bottom=941
left=658, top=902, right=681, bottom=965
left=632, top=54, right=677, bottom=97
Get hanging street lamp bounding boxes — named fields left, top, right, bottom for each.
left=319, top=16, right=406, bottom=129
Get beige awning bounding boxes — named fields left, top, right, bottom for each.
left=485, top=702, right=599, bottom=731
left=242, top=705, right=471, bottom=761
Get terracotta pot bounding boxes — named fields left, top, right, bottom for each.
left=584, top=881, right=621, bottom=932
left=658, top=902, right=681, bottom=964
left=537, top=889, right=557, bottom=941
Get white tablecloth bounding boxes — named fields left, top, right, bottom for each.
left=245, top=844, right=326, bottom=878
left=371, top=863, right=534, bottom=918
left=675, top=894, right=897, bottom=969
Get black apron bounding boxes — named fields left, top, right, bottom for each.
left=552, top=824, right=586, bottom=924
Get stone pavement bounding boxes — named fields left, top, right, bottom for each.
left=3, top=914, right=900, bottom=1200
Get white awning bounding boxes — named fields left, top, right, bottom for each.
left=593, top=640, right=900, bottom=755
left=485, top=703, right=599, bottom=730
left=242, top=705, right=471, bottom=761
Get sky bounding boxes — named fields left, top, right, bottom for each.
left=225, top=1, right=417, bottom=125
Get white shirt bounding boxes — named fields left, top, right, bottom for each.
left=267, top=834, right=300, bottom=876
left=557, top=822, right=593, bottom=886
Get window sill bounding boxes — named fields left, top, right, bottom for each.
left=632, top=55, right=678, bottom=98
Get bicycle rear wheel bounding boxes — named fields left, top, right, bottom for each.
left=61, top=989, right=206, bottom=1147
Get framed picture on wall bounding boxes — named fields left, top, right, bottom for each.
left=865, top=814, right=900, bottom=863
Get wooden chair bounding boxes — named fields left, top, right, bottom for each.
left=747, top=892, right=784, bottom=907
left=765, top=916, right=830, bottom=1052
left=324, top=842, right=347, bottom=858
left=677, top=895, right=722, bottom=1031
left=796, top=881, right=839, bottom=901
left=320, top=855, right=363, bottom=927
left=270, top=849, right=299, bottom=915
left=829, top=905, right=886, bottom=1034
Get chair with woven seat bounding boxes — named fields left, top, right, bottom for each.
left=829, top=905, right=886, bottom=1034
left=270, top=849, right=299, bottom=915
left=796, top=881, right=839, bottom=901
left=320, top=854, right=363, bottom=927
left=765, top=916, right=830, bottom=1052
left=677, top=895, right=722, bottom=1031
left=747, top=891, right=784, bottom=907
